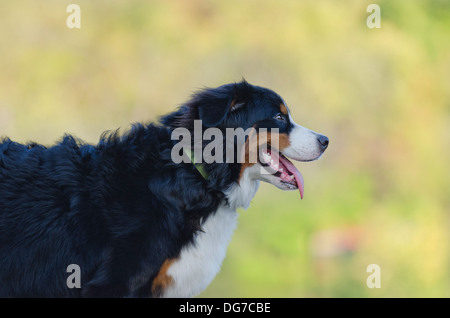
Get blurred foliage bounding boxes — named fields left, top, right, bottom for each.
left=0, top=0, right=449, bottom=297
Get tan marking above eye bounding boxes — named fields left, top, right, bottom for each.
left=280, top=103, right=288, bottom=116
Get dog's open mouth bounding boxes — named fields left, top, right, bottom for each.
left=260, top=148, right=305, bottom=199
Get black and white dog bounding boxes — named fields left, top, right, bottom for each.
left=0, top=81, right=328, bottom=297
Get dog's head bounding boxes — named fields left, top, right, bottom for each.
left=163, top=80, right=329, bottom=199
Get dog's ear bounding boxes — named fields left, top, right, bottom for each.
left=197, top=81, right=252, bottom=127
left=197, top=91, right=233, bottom=127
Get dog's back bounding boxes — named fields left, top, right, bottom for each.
left=0, top=126, right=218, bottom=297
left=0, top=136, right=99, bottom=296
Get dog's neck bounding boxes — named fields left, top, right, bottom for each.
left=225, top=166, right=260, bottom=210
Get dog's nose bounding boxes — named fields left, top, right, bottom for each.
left=317, top=134, right=329, bottom=150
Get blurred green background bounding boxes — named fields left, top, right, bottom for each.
left=1, top=0, right=449, bottom=297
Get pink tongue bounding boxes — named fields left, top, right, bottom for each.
left=278, top=155, right=305, bottom=199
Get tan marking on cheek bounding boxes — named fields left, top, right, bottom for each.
left=267, top=132, right=291, bottom=151
left=238, top=136, right=257, bottom=182
left=238, top=127, right=266, bottom=182
left=280, top=103, right=288, bottom=116
left=237, top=131, right=292, bottom=183
left=151, top=258, right=175, bottom=297
left=278, top=133, right=291, bottom=151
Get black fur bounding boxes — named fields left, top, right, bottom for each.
left=0, top=81, right=287, bottom=297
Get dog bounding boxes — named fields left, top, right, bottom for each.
left=0, top=80, right=328, bottom=297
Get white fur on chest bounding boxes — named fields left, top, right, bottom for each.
left=162, top=205, right=238, bottom=298
left=162, top=170, right=259, bottom=298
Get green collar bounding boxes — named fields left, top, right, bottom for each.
left=186, top=150, right=209, bottom=180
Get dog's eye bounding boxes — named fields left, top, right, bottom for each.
left=274, top=113, right=285, bottom=121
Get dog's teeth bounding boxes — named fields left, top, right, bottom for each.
left=290, top=175, right=295, bottom=179
left=279, top=168, right=283, bottom=172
